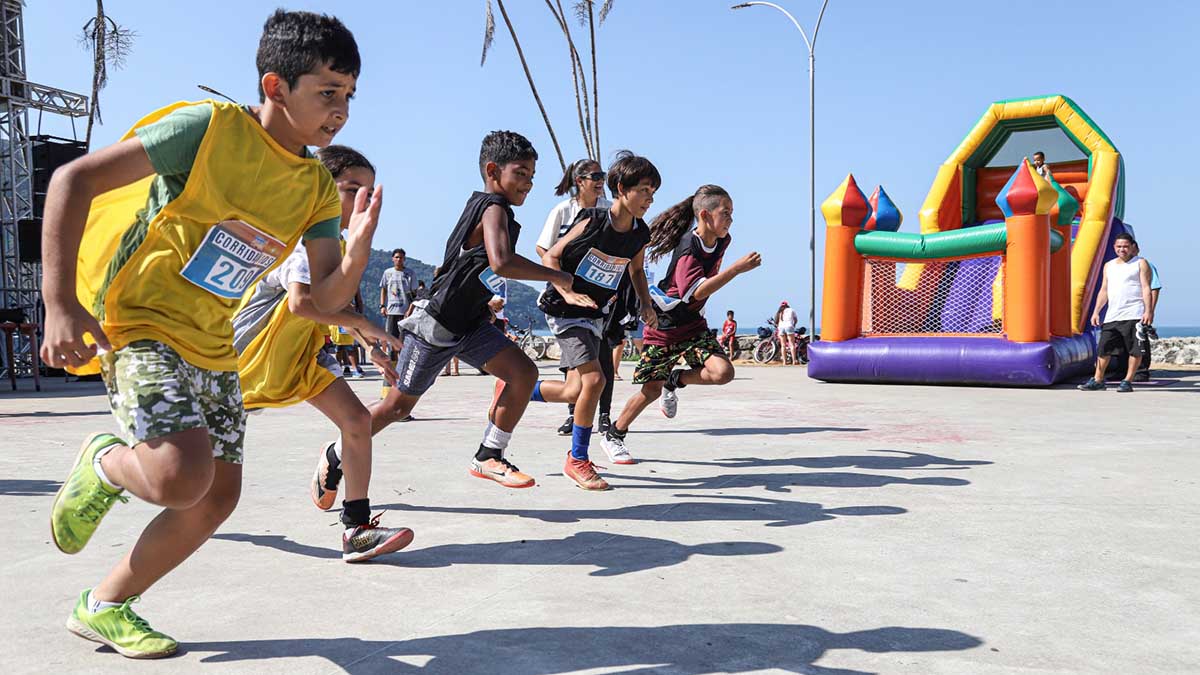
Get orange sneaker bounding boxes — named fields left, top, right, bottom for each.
left=310, top=442, right=342, bottom=511
left=469, top=456, right=535, bottom=488
left=488, top=379, right=505, bottom=423
left=564, top=455, right=610, bottom=491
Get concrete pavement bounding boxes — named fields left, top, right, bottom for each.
left=2, top=363, right=1197, bottom=673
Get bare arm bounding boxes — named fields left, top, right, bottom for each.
left=628, top=247, right=658, bottom=329
left=379, top=275, right=387, bottom=313
left=1091, top=267, right=1109, bottom=326
left=286, top=282, right=402, bottom=351
left=40, top=137, right=157, bottom=366
left=541, top=218, right=590, bottom=269
left=692, top=251, right=763, bottom=302
left=307, top=185, right=383, bottom=313
left=481, top=205, right=596, bottom=309
left=1139, top=260, right=1154, bottom=324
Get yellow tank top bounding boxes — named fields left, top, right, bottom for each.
left=71, top=100, right=340, bottom=374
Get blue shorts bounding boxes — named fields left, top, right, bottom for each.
left=395, top=321, right=513, bottom=396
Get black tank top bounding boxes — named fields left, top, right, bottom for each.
left=538, top=207, right=650, bottom=319
left=426, top=192, right=520, bottom=335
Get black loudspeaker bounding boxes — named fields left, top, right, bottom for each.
left=31, top=135, right=88, bottom=220
left=17, top=219, right=40, bottom=263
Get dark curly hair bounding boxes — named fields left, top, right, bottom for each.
left=256, top=9, right=361, bottom=102
left=478, top=130, right=538, bottom=179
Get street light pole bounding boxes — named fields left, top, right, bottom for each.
left=731, top=0, right=829, bottom=341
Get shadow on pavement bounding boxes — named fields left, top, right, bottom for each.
left=610, top=471, right=970, bottom=492
left=0, top=410, right=110, bottom=419
left=373, top=494, right=907, bottom=528
left=183, top=623, right=983, bottom=673
left=645, top=449, right=992, bottom=471
left=213, top=530, right=782, bottom=577
left=637, top=426, right=867, bottom=437
left=0, top=478, right=62, bottom=496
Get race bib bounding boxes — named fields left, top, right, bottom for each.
left=180, top=220, right=285, bottom=299
left=479, top=268, right=508, bottom=299
left=337, top=326, right=349, bottom=335
left=648, top=285, right=683, bottom=311
left=576, top=248, right=630, bottom=291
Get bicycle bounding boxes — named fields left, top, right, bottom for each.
left=511, top=322, right=548, bottom=360
left=752, top=319, right=810, bottom=365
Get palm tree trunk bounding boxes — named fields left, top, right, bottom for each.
left=587, top=0, right=600, bottom=159
left=496, top=0, right=566, bottom=173
left=547, top=0, right=593, bottom=159
left=84, top=0, right=107, bottom=149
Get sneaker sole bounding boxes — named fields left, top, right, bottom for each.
left=50, top=432, right=114, bottom=555
left=66, top=615, right=178, bottom=659
left=468, top=468, right=535, bottom=488
left=571, top=480, right=611, bottom=491
left=310, top=446, right=338, bottom=511
left=607, top=457, right=637, bottom=465
left=344, top=528, right=415, bottom=563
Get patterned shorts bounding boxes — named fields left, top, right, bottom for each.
left=100, top=340, right=246, bottom=464
left=632, top=331, right=727, bottom=384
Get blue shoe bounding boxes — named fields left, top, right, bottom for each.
left=1116, top=381, right=1134, bottom=393
left=1077, top=378, right=1105, bottom=391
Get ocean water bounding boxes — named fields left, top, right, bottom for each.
left=1157, top=326, right=1200, bottom=338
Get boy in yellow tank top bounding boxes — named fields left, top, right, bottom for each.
left=39, top=11, right=382, bottom=659
left=234, top=145, right=412, bottom=562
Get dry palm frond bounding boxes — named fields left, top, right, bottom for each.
left=599, top=0, right=614, bottom=24
left=78, top=0, right=135, bottom=145
left=481, top=0, right=496, bottom=66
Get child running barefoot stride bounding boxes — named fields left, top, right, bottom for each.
left=348, top=131, right=595, bottom=490
left=234, top=145, right=413, bottom=562
left=42, top=10, right=374, bottom=658
left=529, top=151, right=659, bottom=489
left=601, top=185, right=761, bottom=464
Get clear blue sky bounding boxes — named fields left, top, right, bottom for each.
left=25, top=1, right=1200, bottom=327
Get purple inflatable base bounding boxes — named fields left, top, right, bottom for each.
left=807, top=334, right=1096, bottom=387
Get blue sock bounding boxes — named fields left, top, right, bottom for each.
left=570, top=424, right=592, bottom=460
left=530, top=381, right=545, bottom=402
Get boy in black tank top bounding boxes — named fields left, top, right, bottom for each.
left=526, top=152, right=660, bottom=490
left=366, top=131, right=595, bottom=489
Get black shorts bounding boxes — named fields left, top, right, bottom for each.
left=395, top=322, right=513, bottom=397
left=1099, top=320, right=1142, bottom=358
left=386, top=315, right=403, bottom=339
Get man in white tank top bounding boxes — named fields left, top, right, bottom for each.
left=1079, top=233, right=1153, bottom=392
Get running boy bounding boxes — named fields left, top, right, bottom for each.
left=42, top=11, right=376, bottom=658
left=354, top=131, right=595, bottom=490
left=234, top=145, right=412, bottom=562
left=529, top=151, right=659, bottom=489
left=601, top=185, right=761, bottom=463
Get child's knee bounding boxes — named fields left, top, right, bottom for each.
left=642, top=381, right=664, bottom=400
left=581, top=370, right=605, bottom=391
left=713, top=362, right=735, bottom=385
left=147, top=460, right=214, bottom=509
left=338, top=403, right=372, bottom=436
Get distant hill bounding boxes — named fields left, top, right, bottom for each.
left=359, top=248, right=547, bottom=331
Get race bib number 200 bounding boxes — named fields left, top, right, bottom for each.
left=180, top=220, right=286, bottom=299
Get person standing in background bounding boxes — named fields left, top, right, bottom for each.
left=379, top=248, right=415, bottom=363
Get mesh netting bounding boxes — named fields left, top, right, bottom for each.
left=862, top=257, right=1004, bottom=336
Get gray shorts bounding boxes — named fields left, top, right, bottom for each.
left=557, top=326, right=602, bottom=370
left=395, top=321, right=513, bottom=396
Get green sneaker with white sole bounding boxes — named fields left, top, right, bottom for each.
left=66, top=589, right=178, bottom=659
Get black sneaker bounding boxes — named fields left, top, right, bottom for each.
left=342, top=514, right=414, bottom=563
left=1077, top=378, right=1105, bottom=391
left=597, top=413, right=612, bottom=435
left=1116, top=381, right=1134, bottom=393
left=557, top=415, right=574, bottom=436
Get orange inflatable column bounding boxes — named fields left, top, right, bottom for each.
left=819, top=174, right=871, bottom=342
left=996, top=160, right=1057, bottom=343
left=1047, top=177, right=1079, bottom=337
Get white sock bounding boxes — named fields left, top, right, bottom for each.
left=92, top=445, right=121, bottom=491
left=332, top=438, right=343, bottom=461
left=481, top=423, right=512, bottom=452
left=87, top=590, right=122, bottom=614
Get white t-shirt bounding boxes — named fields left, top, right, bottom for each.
left=1103, top=256, right=1146, bottom=322
left=536, top=196, right=613, bottom=252
left=780, top=306, right=798, bottom=329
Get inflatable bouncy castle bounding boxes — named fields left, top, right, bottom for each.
left=808, top=95, right=1128, bottom=386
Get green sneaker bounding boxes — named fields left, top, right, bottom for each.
left=51, top=432, right=129, bottom=554
left=66, top=589, right=178, bottom=659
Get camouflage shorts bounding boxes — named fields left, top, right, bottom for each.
left=633, top=330, right=727, bottom=384
left=100, top=340, right=246, bottom=464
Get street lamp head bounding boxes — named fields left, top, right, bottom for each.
left=731, top=3, right=754, bottom=9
